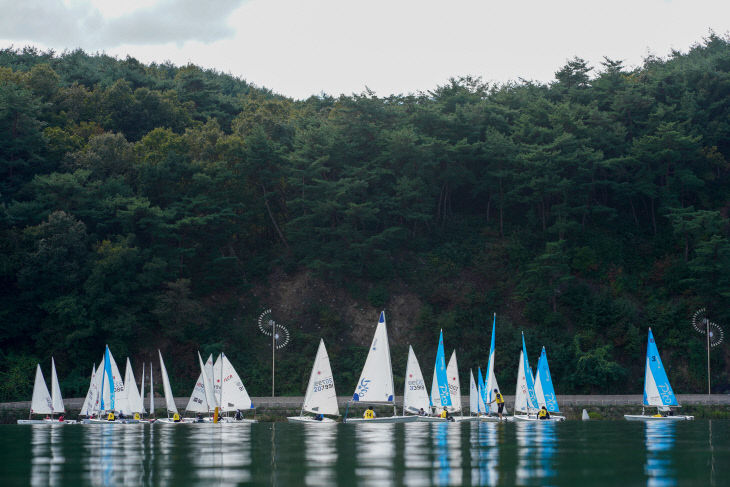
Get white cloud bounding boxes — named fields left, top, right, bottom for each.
left=1, top=0, right=728, bottom=99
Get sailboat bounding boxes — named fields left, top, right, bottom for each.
left=288, top=339, right=339, bottom=423
left=402, top=345, right=431, bottom=417
left=427, top=329, right=452, bottom=421
left=212, top=352, right=256, bottom=422
left=534, top=347, right=565, bottom=421
left=18, top=359, right=72, bottom=424
left=480, top=313, right=510, bottom=422
left=447, top=351, right=474, bottom=422
left=345, top=311, right=416, bottom=422
left=124, top=358, right=145, bottom=420
left=514, top=333, right=564, bottom=422
left=469, top=370, right=479, bottom=416
left=85, top=345, right=129, bottom=423
left=185, top=352, right=217, bottom=421
left=155, top=350, right=183, bottom=424
left=624, top=329, right=694, bottom=421
left=79, top=363, right=97, bottom=418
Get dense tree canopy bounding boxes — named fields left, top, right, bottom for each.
left=1, top=37, right=730, bottom=402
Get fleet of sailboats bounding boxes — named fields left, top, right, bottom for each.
left=15, top=312, right=698, bottom=425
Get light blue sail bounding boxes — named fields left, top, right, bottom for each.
left=485, top=313, right=496, bottom=407
left=434, top=330, right=452, bottom=407
left=537, top=347, right=560, bottom=412
left=477, top=367, right=487, bottom=413
left=522, top=333, right=539, bottom=410
left=643, top=328, right=678, bottom=407
left=100, top=345, right=115, bottom=412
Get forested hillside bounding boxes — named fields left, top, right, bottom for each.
left=1, top=36, right=729, bottom=402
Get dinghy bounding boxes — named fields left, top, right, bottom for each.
left=78, top=363, right=97, bottom=418
left=425, top=329, right=453, bottom=422
left=402, top=345, right=431, bottom=418
left=185, top=353, right=218, bottom=422
left=514, top=334, right=564, bottom=422
left=534, top=347, right=565, bottom=421
left=446, top=352, right=475, bottom=422
left=212, top=352, right=257, bottom=423
left=345, top=311, right=417, bottom=423
left=85, top=346, right=129, bottom=423
left=155, top=350, right=185, bottom=424
left=624, top=328, right=694, bottom=421
left=17, top=359, right=72, bottom=424
left=480, top=314, right=511, bottom=422
left=288, top=339, right=339, bottom=423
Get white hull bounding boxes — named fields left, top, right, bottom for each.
left=17, top=419, right=76, bottom=425
left=624, top=414, right=694, bottom=421
left=287, top=416, right=337, bottom=423
left=416, top=416, right=448, bottom=422
left=478, top=415, right=512, bottom=423
left=514, top=414, right=565, bottom=422
left=452, top=416, right=477, bottom=422
left=84, top=418, right=141, bottom=424
left=346, top=415, right=418, bottom=423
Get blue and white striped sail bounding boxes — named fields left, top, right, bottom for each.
left=352, top=311, right=395, bottom=403
left=100, top=345, right=115, bottom=412
left=534, top=347, right=560, bottom=413
left=477, top=367, right=488, bottom=413
left=485, top=313, right=497, bottom=412
left=430, top=329, right=452, bottom=408
left=643, top=329, right=679, bottom=407
left=514, top=333, right=539, bottom=413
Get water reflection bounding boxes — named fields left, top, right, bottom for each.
left=188, top=423, right=252, bottom=486
left=403, top=423, right=430, bottom=486
left=644, top=421, right=677, bottom=487
left=83, top=424, right=146, bottom=486
left=471, top=422, right=499, bottom=486
left=355, top=424, right=395, bottom=486
left=516, top=421, right=557, bottom=486
left=304, top=423, right=338, bottom=486
left=431, top=423, right=462, bottom=486
left=30, top=424, right=64, bottom=487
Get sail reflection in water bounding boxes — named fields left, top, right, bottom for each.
left=403, top=422, right=430, bottom=486
left=470, top=422, right=499, bottom=486
left=83, top=424, right=146, bottom=486
left=355, top=424, right=395, bottom=486
left=432, top=423, right=462, bottom=486
left=188, top=424, right=252, bottom=486
left=644, top=421, right=677, bottom=487
left=516, top=422, right=557, bottom=486
left=31, top=424, right=64, bottom=487
left=304, top=423, right=338, bottom=486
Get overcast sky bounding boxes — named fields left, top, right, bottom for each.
left=1, top=0, right=729, bottom=99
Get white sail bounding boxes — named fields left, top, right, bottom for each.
left=469, top=370, right=479, bottom=414
left=302, top=339, right=339, bottom=416
left=149, top=363, right=155, bottom=414
left=352, top=311, right=395, bottom=403
left=108, top=350, right=128, bottom=414
left=158, top=351, right=178, bottom=414
left=124, top=358, right=144, bottom=414
left=446, top=351, right=462, bottom=413
left=30, top=364, right=53, bottom=415
left=79, top=363, right=97, bottom=416
left=489, top=368, right=503, bottom=413
left=50, top=357, right=65, bottom=414
left=185, top=353, right=210, bottom=413
left=514, top=350, right=528, bottom=413
left=203, top=354, right=217, bottom=410
left=140, top=362, right=146, bottom=414
left=403, top=345, right=430, bottom=414
left=219, top=353, right=254, bottom=411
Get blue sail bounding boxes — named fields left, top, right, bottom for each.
left=434, top=330, right=452, bottom=407
left=485, top=313, right=496, bottom=406
left=644, top=329, right=678, bottom=407
left=477, top=367, right=487, bottom=413
left=104, top=346, right=115, bottom=411
left=522, top=333, right=539, bottom=410
left=537, top=347, right=560, bottom=412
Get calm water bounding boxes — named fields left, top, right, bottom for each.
left=1, top=420, right=727, bottom=486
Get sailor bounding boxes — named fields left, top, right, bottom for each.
left=538, top=406, right=550, bottom=420
left=363, top=406, right=376, bottom=419
left=107, top=412, right=115, bottom=421
left=488, top=388, right=505, bottom=420
left=235, top=409, right=243, bottom=421
left=440, top=408, right=448, bottom=419
left=314, top=414, right=324, bottom=421
left=418, top=408, right=427, bottom=416
left=173, top=413, right=181, bottom=423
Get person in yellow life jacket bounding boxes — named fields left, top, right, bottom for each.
left=488, top=388, right=506, bottom=420
left=440, top=408, right=448, bottom=419
left=538, top=406, right=550, bottom=420
left=107, top=412, right=115, bottom=421
left=133, top=413, right=140, bottom=421
left=363, top=406, right=376, bottom=419
left=173, top=413, right=181, bottom=423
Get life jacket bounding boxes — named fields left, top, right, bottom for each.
left=363, top=409, right=375, bottom=419
left=107, top=412, right=115, bottom=421
left=495, top=393, right=504, bottom=404
left=538, top=409, right=547, bottom=419
left=440, top=410, right=448, bottom=418
left=173, top=413, right=181, bottom=422
left=133, top=413, right=140, bottom=420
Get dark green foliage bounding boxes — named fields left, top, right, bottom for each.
left=1, top=37, right=730, bottom=401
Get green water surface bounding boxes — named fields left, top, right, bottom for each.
left=1, top=420, right=727, bottom=486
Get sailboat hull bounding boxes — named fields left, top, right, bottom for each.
left=346, top=415, right=418, bottom=423
left=17, top=419, right=76, bottom=424
left=287, top=416, right=337, bottom=423
left=623, top=414, right=694, bottom=421
left=416, top=416, right=448, bottom=422
left=513, top=414, right=565, bottom=422
left=478, top=415, right=513, bottom=422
